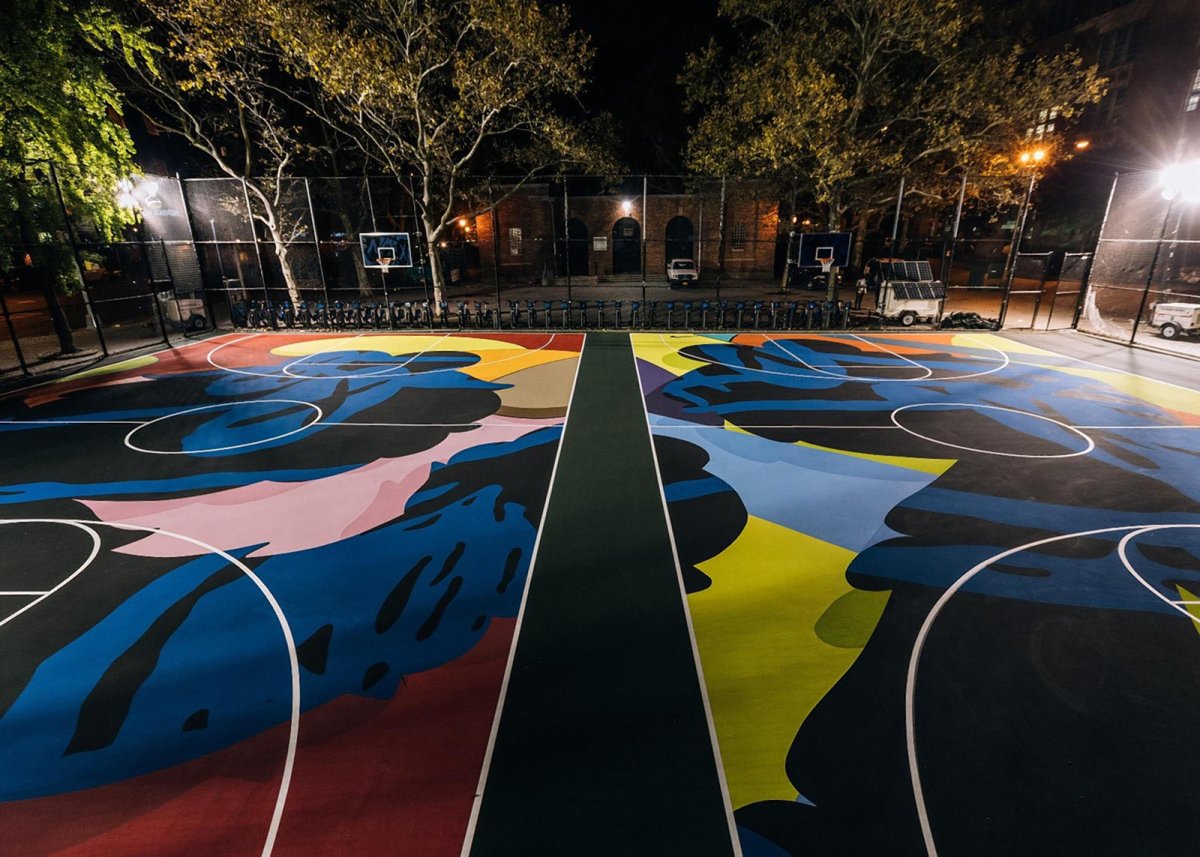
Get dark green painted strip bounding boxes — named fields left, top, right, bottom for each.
left=468, top=333, right=735, bottom=856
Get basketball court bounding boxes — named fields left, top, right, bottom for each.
left=0, top=330, right=1198, bottom=856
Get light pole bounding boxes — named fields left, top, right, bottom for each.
left=998, top=147, right=1048, bottom=327
left=1129, top=160, right=1200, bottom=343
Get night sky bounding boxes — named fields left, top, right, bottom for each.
left=566, top=0, right=720, bottom=173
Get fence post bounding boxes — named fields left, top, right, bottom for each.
left=641, top=175, right=648, bottom=306
left=0, top=289, right=30, bottom=376
left=998, top=171, right=1037, bottom=328
left=304, top=178, right=331, bottom=308
left=241, top=178, right=273, bottom=328
left=490, top=183, right=502, bottom=314
left=1075, top=173, right=1119, bottom=331
left=405, top=175, right=432, bottom=322
left=177, top=174, right=218, bottom=333
left=715, top=175, right=727, bottom=299
left=1130, top=196, right=1177, bottom=344
left=137, top=216, right=170, bottom=346
left=158, top=238, right=186, bottom=335
left=48, top=162, right=108, bottom=356
left=942, top=173, right=968, bottom=285
left=890, top=176, right=905, bottom=257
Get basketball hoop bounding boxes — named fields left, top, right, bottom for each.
left=377, top=246, right=396, bottom=274
left=817, top=255, right=834, bottom=274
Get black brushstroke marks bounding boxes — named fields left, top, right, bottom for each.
left=297, top=624, right=333, bottom=675
left=472, top=615, right=487, bottom=631
left=182, top=709, right=209, bottom=731
left=497, top=548, right=522, bottom=593
left=401, top=430, right=557, bottom=531
left=1139, top=543, right=1200, bottom=572
left=991, top=563, right=1053, bottom=578
left=653, top=435, right=748, bottom=593
left=64, top=565, right=242, bottom=756
left=430, top=543, right=465, bottom=586
left=362, top=662, right=389, bottom=691
left=417, top=576, right=462, bottom=641
left=226, top=402, right=313, bottom=429
left=375, top=557, right=431, bottom=634
left=463, top=496, right=476, bottom=507
left=0, top=529, right=188, bottom=725
left=402, top=513, right=441, bottom=531
left=871, top=507, right=1116, bottom=561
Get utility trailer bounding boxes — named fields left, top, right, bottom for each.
left=871, top=259, right=946, bottom=327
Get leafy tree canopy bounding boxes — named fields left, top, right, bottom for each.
left=683, top=0, right=1106, bottom=226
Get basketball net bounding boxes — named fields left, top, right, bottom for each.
left=817, top=256, right=834, bottom=274
left=377, top=255, right=392, bottom=274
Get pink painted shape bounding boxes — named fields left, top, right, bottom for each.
left=84, top=416, right=562, bottom=558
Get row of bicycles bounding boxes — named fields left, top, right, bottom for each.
left=233, top=297, right=859, bottom=332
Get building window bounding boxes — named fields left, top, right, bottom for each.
left=1029, top=107, right=1059, bottom=140
left=731, top=223, right=747, bottom=251
left=508, top=227, right=522, bottom=256
left=1187, top=68, right=1200, bottom=112
left=1097, top=24, right=1137, bottom=70
left=1105, top=86, right=1128, bottom=125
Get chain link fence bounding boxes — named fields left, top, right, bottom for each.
left=2, top=167, right=1109, bottom=381
left=1078, top=171, right=1200, bottom=356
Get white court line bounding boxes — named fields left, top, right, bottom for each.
left=207, top=331, right=562, bottom=380
left=0, top=521, right=100, bottom=628
left=123, top=400, right=323, bottom=455
left=995, top=333, right=1200, bottom=396
left=890, top=403, right=1095, bottom=459
left=281, top=331, right=448, bottom=379
left=656, top=333, right=1011, bottom=382
left=631, top=338, right=745, bottom=857
left=327, top=421, right=561, bottom=429
left=0, top=591, right=47, bottom=596
left=0, top=518, right=301, bottom=857
left=906, top=523, right=1200, bottom=857
left=458, top=339, right=585, bottom=857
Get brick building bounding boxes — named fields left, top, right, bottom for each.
left=470, top=180, right=782, bottom=287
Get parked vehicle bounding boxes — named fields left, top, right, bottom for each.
left=870, top=258, right=945, bottom=327
left=667, top=258, right=699, bottom=288
left=155, top=290, right=208, bottom=332
left=1148, top=302, right=1200, bottom=340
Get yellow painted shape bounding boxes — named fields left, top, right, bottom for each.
left=463, top=350, right=578, bottom=382
left=721, top=421, right=957, bottom=477
left=691, top=515, right=886, bottom=809
left=631, top=332, right=709, bottom=376
left=1176, top=584, right=1200, bottom=630
left=271, top=334, right=524, bottom=357
left=60, top=354, right=157, bottom=381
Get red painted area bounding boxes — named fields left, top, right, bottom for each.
left=0, top=619, right=514, bottom=856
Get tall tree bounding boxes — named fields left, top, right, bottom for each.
left=129, top=0, right=320, bottom=304
left=265, top=0, right=613, bottom=303
left=0, top=0, right=153, bottom=352
left=683, top=0, right=1106, bottom=242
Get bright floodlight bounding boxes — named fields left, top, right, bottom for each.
left=1160, top=161, right=1200, bottom=204
left=621, top=200, right=632, bottom=216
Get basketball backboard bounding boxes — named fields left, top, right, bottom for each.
left=793, top=232, right=853, bottom=268
left=359, top=232, right=413, bottom=270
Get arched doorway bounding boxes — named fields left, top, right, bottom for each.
left=665, top=216, right=695, bottom=263
left=612, top=217, right=641, bottom=275
left=557, top=217, right=589, bottom=276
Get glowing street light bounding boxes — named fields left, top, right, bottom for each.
left=621, top=199, right=632, bottom=216
left=1159, top=160, right=1200, bottom=204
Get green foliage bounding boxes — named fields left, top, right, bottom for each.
left=0, top=0, right=156, bottom=246
left=684, top=0, right=1106, bottom=226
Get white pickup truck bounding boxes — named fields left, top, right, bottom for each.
left=667, top=258, right=699, bottom=288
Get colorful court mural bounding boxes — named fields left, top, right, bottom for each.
left=0, top=331, right=582, bottom=856
left=634, top=332, right=1200, bottom=857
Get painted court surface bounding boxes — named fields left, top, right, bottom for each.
left=0, top=330, right=1198, bottom=856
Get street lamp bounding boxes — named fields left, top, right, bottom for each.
left=621, top=199, right=632, bottom=216
left=1130, top=160, right=1200, bottom=342
left=999, top=148, right=1051, bottom=326
left=117, top=176, right=171, bottom=342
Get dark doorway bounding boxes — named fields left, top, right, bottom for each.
left=557, top=217, right=589, bottom=276
left=665, top=216, right=695, bottom=264
left=612, top=217, right=641, bottom=275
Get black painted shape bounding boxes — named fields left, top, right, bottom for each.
left=297, top=623, right=334, bottom=675
left=182, top=709, right=209, bottom=732
left=65, top=565, right=241, bottom=756
left=497, top=547, right=522, bottom=593
left=469, top=334, right=734, bottom=857
left=362, top=662, right=389, bottom=691
left=375, top=556, right=432, bottom=634
left=417, top=576, right=462, bottom=641
left=430, top=542, right=466, bottom=586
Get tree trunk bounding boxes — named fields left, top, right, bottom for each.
left=15, top=180, right=76, bottom=354
left=422, top=216, right=445, bottom=305
left=270, top=234, right=303, bottom=305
